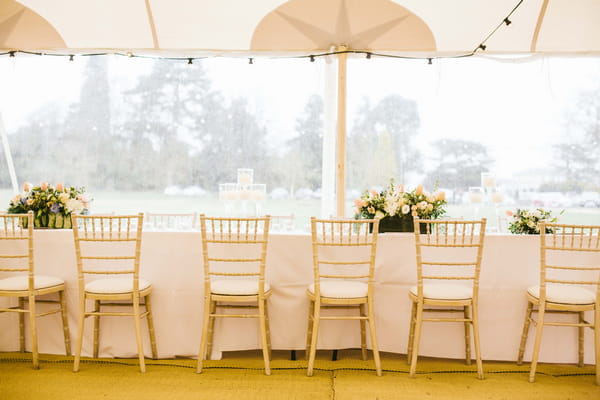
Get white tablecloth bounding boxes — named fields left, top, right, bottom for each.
left=0, top=230, right=595, bottom=364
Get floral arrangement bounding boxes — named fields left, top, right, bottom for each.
left=354, top=180, right=447, bottom=221
left=7, top=181, right=91, bottom=228
left=506, top=208, right=561, bottom=234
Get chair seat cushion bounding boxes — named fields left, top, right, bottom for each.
left=308, top=280, right=368, bottom=298
left=410, top=283, right=472, bottom=300
left=527, top=285, right=596, bottom=305
left=86, top=278, right=152, bottom=294
left=211, top=279, right=271, bottom=295
left=0, top=275, right=64, bottom=291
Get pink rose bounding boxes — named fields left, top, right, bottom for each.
left=370, top=190, right=378, bottom=197
left=56, top=182, right=63, bottom=192
left=354, top=199, right=366, bottom=208
left=415, top=185, right=424, bottom=195
left=40, top=182, right=48, bottom=191
left=397, top=184, right=405, bottom=193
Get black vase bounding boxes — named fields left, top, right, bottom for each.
left=368, top=215, right=427, bottom=233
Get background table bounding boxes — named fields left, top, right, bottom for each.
left=0, top=230, right=595, bottom=364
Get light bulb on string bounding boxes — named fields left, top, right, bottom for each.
left=309, top=55, right=315, bottom=62
left=248, top=58, right=253, bottom=65
left=188, top=58, right=193, bottom=65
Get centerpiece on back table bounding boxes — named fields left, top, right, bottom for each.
left=354, top=180, right=447, bottom=233
left=7, top=181, right=91, bottom=228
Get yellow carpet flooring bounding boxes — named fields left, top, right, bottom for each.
left=1, top=350, right=598, bottom=400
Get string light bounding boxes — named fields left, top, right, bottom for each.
left=310, top=55, right=315, bottom=62
left=248, top=58, right=253, bottom=65
left=479, top=44, right=487, bottom=51
left=69, top=55, right=74, bottom=61
left=188, top=58, right=193, bottom=65
left=9, top=51, right=15, bottom=58
left=126, top=52, right=133, bottom=57
left=365, top=52, right=371, bottom=59
left=504, top=18, right=512, bottom=26
left=428, top=58, right=432, bottom=65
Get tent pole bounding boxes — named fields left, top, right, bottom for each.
left=335, top=45, right=348, bottom=217
left=0, top=112, right=19, bottom=193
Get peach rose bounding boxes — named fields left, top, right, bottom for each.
left=354, top=199, right=366, bottom=208
left=397, top=184, right=405, bottom=193
left=40, top=182, right=48, bottom=191
left=416, top=185, right=424, bottom=195
left=436, top=191, right=446, bottom=201
left=56, top=182, right=63, bottom=192
left=370, top=190, right=378, bottom=197
left=23, top=182, right=31, bottom=191
left=505, top=210, right=513, bottom=217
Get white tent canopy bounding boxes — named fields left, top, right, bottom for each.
left=1, top=0, right=600, bottom=57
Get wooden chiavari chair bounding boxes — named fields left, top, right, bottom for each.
left=407, top=217, right=487, bottom=379
left=306, top=217, right=382, bottom=376
left=517, top=222, right=600, bottom=385
left=72, top=213, right=157, bottom=372
left=0, top=211, right=70, bottom=368
left=197, top=215, right=272, bottom=374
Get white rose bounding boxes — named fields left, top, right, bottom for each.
left=418, top=201, right=428, bottom=210
left=65, top=199, right=84, bottom=214
left=401, top=204, right=410, bottom=215
left=11, top=194, right=21, bottom=204
left=59, top=193, right=69, bottom=204
left=532, top=210, right=542, bottom=219
left=527, top=221, right=536, bottom=229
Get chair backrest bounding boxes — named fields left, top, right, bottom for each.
left=199, top=215, right=271, bottom=294
left=72, top=213, right=144, bottom=289
left=310, top=217, right=379, bottom=295
left=413, top=218, right=487, bottom=298
left=539, top=222, right=600, bottom=300
left=145, top=212, right=198, bottom=230
left=0, top=212, right=34, bottom=289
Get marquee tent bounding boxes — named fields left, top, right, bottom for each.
left=2, top=0, right=599, bottom=57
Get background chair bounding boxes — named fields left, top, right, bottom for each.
left=72, top=213, right=157, bottom=372
left=517, top=222, right=600, bottom=385
left=0, top=211, right=70, bottom=368
left=145, top=212, right=198, bottom=230
left=407, top=217, right=487, bottom=379
left=270, top=214, right=295, bottom=232
left=306, top=217, right=381, bottom=376
left=197, top=215, right=272, bottom=374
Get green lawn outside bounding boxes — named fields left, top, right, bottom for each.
left=1, top=189, right=599, bottom=232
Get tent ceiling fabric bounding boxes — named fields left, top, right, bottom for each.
left=1, top=0, right=600, bottom=56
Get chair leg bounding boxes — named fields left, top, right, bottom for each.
left=307, top=300, right=320, bottom=377
left=196, top=295, right=212, bottom=373
left=132, top=297, right=146, bottom=373
left=409, top=301, right=424, bottom=378
left=264, top=300, right=272, bottom=361
left=145, top=295, right=158, bottom=359
left=578, top=311, right=585, bottom=368
left=359, top=303, right=367, bottom=361
left=305, top=299, right=314, bottom=360
left=407, top=300, right=417, bottom=365
left=367, top=299, right=382, bottom=376
left=471, top=301, right=484, bottom=380
left=93, top=300, right=100, bottom=359
left=73, top=295, right=86, bottom=372
left=258, top=298, right=271, bottom=376
left=206, top=300, right=217, bottom=361
left=529, top=303, right=546, bottom=383
left=28, top=294, right=39, bottom=369
left=464, top=305, right=472, bottom=365
left=517, top=301, right=533, bottom=365
left=594, top=306, right=600, bottom=386
left=59, top=290, right=71, bottom=356
left=18, top=297, right=25, bottom=353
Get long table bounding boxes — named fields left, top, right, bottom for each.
left=0, top=230, right=595, bottom=364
